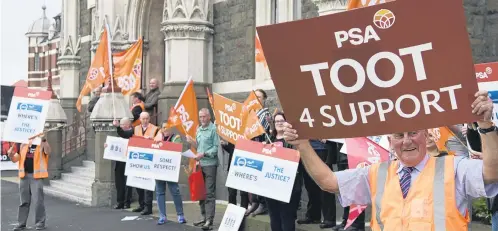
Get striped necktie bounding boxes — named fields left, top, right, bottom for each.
left=400, top=167, right=414, bottom=198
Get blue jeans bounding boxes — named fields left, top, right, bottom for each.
left=156, top=180, right=184, bottom=217
left=493, top=212, right=498, bottom=231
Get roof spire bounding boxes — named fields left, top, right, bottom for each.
left=42, top=4, right=47, bottom=17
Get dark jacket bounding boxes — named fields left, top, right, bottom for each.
left=131, top=105, right=143, bottom=123
left=117, top=127, right=134, bottom=139
left=87, top=96, right=100, bottom=113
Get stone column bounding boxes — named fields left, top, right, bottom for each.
left=90, top=78, right=132, bottom=207
left=158, top=0, right=214, bottom=124
left=59, top=0, right=82, bottom=122
left=45, top=98, right=67, bottom=181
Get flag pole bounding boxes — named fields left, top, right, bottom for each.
left=104, top=15, right=116, bottom=120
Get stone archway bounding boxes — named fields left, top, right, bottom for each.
left=126, top=0, right=165, bottom=91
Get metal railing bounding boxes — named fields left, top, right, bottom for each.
left=62, top=112, right=90, bottom=159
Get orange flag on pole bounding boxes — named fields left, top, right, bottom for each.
left=240, top=91, right=262, bottom=123
left=164, top=106, right=182, bottom=129
left=255, top=33, right=267, bottom=67
left=428, top=127, right=456, bottom=155
left=75, top=26, right=111, bottom=112
left=243, top=110, right=266, bottom=140
left=174, top=77, right=200, bottom=173
left=113, top=38, right=143, bottom=95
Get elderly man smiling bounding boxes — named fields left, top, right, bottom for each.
left=283, top=90, right=498, bottom=231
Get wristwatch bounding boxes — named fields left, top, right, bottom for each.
left=478, top=125, right=497, bottom=134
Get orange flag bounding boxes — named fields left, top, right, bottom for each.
left=174, top=78, right=200, bottom=173
left=255, top=33, right=267, bottom=67
left=174, top=78, right=199, bottom=137
left=243, top=110, right=266, bottom=140
left=347, top=0, right=394, bottom=9
left=76, top=26, right=112, bottom=112
left=113, top=38, right=143, bottom=95
left=164, top=106, right=182, bottom=129
left=428, top=127, right=456, bottom=155
left=240, top=91, right=262, bottom=124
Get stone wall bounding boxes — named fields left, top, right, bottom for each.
left=466, top=0, right=498, bottom=63
left=79, top=0, right=92, bottom=87
left=302, top=0, right=320, bottom=19
left=212, top=0, right=256, bottom=83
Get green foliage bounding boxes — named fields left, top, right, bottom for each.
left=473, top=198, right=491, bottom=225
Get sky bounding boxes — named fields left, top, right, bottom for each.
left=0, top=0, right=62, bottom=86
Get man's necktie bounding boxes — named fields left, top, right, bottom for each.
left=400, top=167, right=414, bottom=198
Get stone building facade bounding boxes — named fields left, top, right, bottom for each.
left=26, top=6, right=62, bottom=97
left=50, top=0, right=497, bottom=205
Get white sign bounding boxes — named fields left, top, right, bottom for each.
left=218, top=204, right=247, bottom=231
left=103, top=136, right=129, bottom=162
left=124, top=137, right=183, bottom=182
left=2, top=88, right=52, bottom=145
left=126, top=176, right=156, bottom=191
left=225, top=139, right=300, bottom=203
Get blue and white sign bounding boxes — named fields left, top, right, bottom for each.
left=2, top=88, right=52, bottom=145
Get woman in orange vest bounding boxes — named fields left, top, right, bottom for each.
left=130, top=92, right=145, bottom=127
left=282, top=90, right=498, bottom=231
left=7, top=138, right=51, bottom=231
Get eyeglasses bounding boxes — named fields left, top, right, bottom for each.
left=391, top=131, right=422, bottom=140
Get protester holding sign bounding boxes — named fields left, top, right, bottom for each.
left=132, top=112, right=159, bottom=215
left=109, top=118, right=134, bottom=210
left=283, top=90, right=498, bottom=230
left=265, top=112, right=303, bottom=231
left=8, top=137, right=51, bottom=231
left=246, top=89, right=272, bottom=216
left=153, top=123, right=186, bottom=225
left=186, top=108, right=219, bottom=230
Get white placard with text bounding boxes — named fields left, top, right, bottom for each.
left=103, top=136, right=129, bottom=162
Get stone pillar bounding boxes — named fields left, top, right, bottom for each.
left=59, top=0, right=82, bottom=123
left=45, top=98, right=67, bottom=181
left=312, top=0, right=347, bottom=16
left=158, top=0, right=214, bottom=124
left=90, top=78, right=132, bottom=207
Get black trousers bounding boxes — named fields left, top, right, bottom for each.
left=302, top=149, right=336, bottom=222
left=115, top=162, right=132, bottom=205
left=266, top=188, right=301, bottom=231
left=336, top=160, right=365, bottom=228
left=228, top=188, right=250, bottom=209
left=135, top=188, right=153, bottom=209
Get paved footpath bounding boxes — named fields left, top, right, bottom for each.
left=1, top=180, right=199, bottom=231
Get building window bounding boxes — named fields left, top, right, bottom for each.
left=271, top=0, right=278, bottom=24
left=34, top=53, right=40, bottom=71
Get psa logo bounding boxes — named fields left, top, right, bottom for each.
left=224, top=103, right=237, bottom=112
left=234, top=156, right=264, bottom=171
left=373, top=9, right=395, bottom=29
left=129, top=152, right=153, bottom=162
left=476, top=66, right=493, bottom=79
left=17, top=103, right=43, bottom=113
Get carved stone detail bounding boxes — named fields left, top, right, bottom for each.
left=91, top=122, right=117, bottom=132
left=312, top=0, right=348, bottom=15
left=160, top=23, right=214, bottom=39
left=162, top=0, right=211, bottom=22
left=57, top=55, right=81, bottom=69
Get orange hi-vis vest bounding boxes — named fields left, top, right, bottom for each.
left=131, top=102, right=145, bottom=127
left=369, top=155, right=469, bottom=231
left=134, top=123, right=159, bottom=138
left=14, top=145, right=49, bottom=179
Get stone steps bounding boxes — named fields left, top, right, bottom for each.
left=44, top=160, right=94, bottom=206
